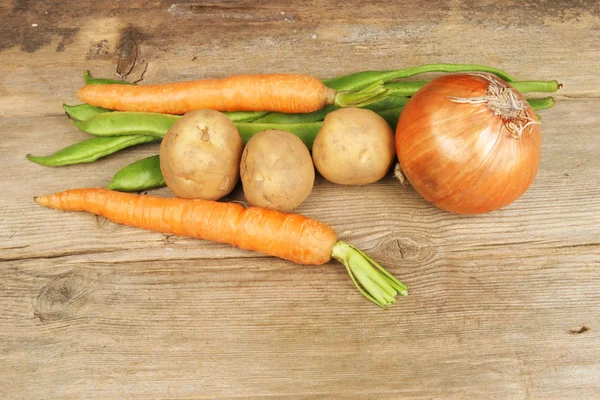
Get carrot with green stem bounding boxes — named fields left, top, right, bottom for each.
left=77, top=74, right=388, bottom=114
left=34, top=188, right=408, bottom=309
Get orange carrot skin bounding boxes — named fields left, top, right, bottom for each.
left=35, top=189, right=337, bottom=265
left=77, top=74, right=335, bottom=114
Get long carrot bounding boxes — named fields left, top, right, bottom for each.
left=77, top=74, right=388, bottom=114
left=35, top=188, right=408, bottom=308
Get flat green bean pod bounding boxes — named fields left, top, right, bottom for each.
left=26, top=135, right=158, bottom=167
left=63, top=103, right=111, bottom=121
left=252, top=105, right=339, bottom=124
left=236, top=122, right=323, bottom=149
left=107, top=155, right=165, bottom=192
left=64, top=102, right=270, bottom=124
left=72, top=112, right=180, bottom=137
left=527, top=97, right=555, bottom=110
left=224, top=111, right=271, bottom=123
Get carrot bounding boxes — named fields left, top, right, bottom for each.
left=77, top=74, right=388, bottom=114
left=35, top=188, right=408, bottom=308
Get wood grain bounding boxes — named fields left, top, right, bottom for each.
left=1, top=0, right=599, bottom=398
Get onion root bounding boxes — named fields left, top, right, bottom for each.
left=447, top=73, right=540, bottom=138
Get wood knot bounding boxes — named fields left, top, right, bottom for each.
left=116, top=24, right=148, bottom=82
left=94, top=215, right=122, bottom=231
left=33, top=271, right=98, bottom=322
left=379, top=233, right=434, bottom=263
left=568, top=325, right=590, bottom=335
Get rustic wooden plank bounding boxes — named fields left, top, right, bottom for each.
left=0, top=255, right=598, bottom=399
left=1, top=0, right=598, bottom=118
left=1, top=0, right=599, bottom=398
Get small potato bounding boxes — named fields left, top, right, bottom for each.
left=160, top=109, right=243, bottom=200
left=240, top=130, right=314, bottom=212
left=312, top=108, right=395, bottom=185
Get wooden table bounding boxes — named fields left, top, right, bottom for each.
left=1, top=1, right=599, bottom=398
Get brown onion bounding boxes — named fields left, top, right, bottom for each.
left=395, top=73, right=541, bottom=214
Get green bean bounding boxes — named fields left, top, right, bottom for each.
left=511, top=81, right=561, bottom=93
left=65, top=102, right=269, bottom=124
left=63, top=103, right=111, bottom=121
left=323, top=63, right=517, bottom=91
left=107, top=155, right=165, bottom=191
left=236, top=122, right=323, bottom=149
left=72, top=112, right=180, bottom=137
left=377, top=107, right=404, bottom=131
left=384, top=81, right=429, bottom=97
left=26, top=135, right=159, bottom=167
left=84, top=70, right=134, bottom=86
left=362, top=95, right=410, bottom=111
left=384, top=80, right=561, bottom=98
left=528, top=97, right=555, bottom=111
left=224, top=111, right=270, bottom=123
left=252, top=105, right=339, bottom=124
left=252, top=96, right=410, bottom=124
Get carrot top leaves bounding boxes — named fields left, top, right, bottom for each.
left=332, top=241, right=408, bottom=309
left=334, top=80, right=389, bottom=108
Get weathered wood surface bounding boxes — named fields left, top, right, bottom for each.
left=1, top=1, right=599, bottom=398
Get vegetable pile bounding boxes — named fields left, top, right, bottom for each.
left=28, top=64, right=561, bottom=308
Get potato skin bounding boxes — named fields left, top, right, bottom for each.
left=160, top=109, right=243, bottom=200
left=240, top=130, right=314, bottom=212
left=312, top=108, right=395, bottom=185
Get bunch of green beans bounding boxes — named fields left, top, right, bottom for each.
left=26, top=64, right=560, bottom=192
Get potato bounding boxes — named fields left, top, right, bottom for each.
left=160, top=109, right=243, bottom=200
left=240, top=130, right=314, bottom=212
left=312, top=108, right=395, bottom=185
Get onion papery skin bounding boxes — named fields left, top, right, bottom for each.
left=395, top=73, right=541, bottom=214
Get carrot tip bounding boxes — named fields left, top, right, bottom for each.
left=34, top=195, right=49, bottom=206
